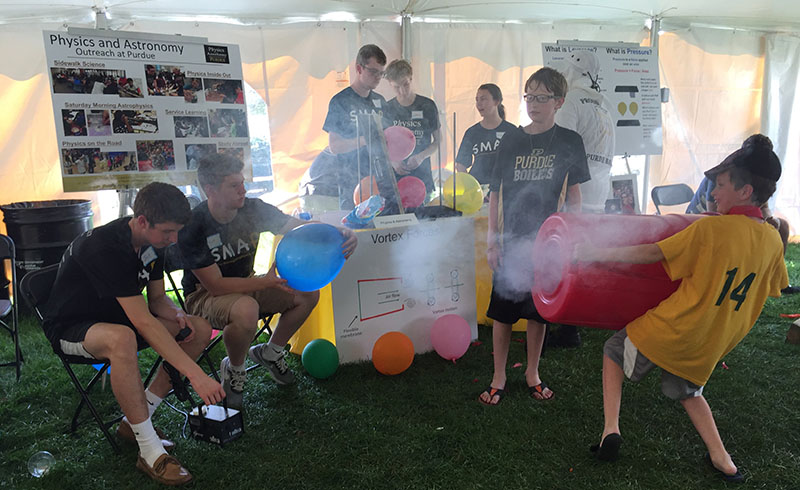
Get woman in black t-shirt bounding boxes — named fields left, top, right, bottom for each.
left=455, top=83, right=516, bottom=185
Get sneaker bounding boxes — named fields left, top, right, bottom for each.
left=219, top=357, right=246, bottom=409
left=249, top=344, right=296, bottom=385
left=117, top=420, right=175, bottom=450
left=136, top=453, right=193, bottom=485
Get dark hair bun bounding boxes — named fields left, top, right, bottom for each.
left=742, top=133, right=773, bottom=151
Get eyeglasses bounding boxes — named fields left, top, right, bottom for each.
left=360, top=64, right=386, bottom=78
left=524, top=94, right=559, bottom=103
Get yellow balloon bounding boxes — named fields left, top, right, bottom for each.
left=443, top=173, right=483, bottom=215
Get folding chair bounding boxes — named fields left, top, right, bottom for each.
left=651, top=183, right=695, bottom=215
left=0, top=234, right=22, bottom=381
left=19, top=264, right=125, bottom=452
left=162, top=245, right=274, bottom=382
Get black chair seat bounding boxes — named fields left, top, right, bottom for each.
left=0, top=299, right=10, bottom=318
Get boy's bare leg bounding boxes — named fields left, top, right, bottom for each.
left=525, top=320, right=553, bottom=399
left=83, top=323, right=148, bottom=423
left=681, top=395, right=738, bottom=476
left=601, top=354, right=624, bottom=440
left=147, top=316, right=212, bottom=399
left=268, top=290, right=319, bottom=346
left=479, top=321, right=512, bottom=404
left=224, top=296, right=260, bottom=365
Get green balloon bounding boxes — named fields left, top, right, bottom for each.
left=302, top=339, right=339, bottom=379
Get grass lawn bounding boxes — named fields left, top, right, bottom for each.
left=0, top=245, right=798, bottom=490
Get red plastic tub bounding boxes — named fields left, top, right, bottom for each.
left=532, top=212, right=706, bottom=330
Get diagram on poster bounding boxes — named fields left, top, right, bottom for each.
left=332, top=218, right=478, bottom=363
left=43, top=29, right=250, bottom=192
left=542, top=41, right=662, bottom=155
left=358, top=277, right=404, bottom=320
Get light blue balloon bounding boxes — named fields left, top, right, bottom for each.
left=275, top=223, right=346, bottom=291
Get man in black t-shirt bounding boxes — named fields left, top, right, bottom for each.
left=323, top=44, right=389, bottom=210
left=384, top=59, right=441, bottom=196
left=179, top=154, right=357, bottom=409
left=44, top=183, right=225, bottom=486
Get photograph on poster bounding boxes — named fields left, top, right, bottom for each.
left=610, top=174, right=639, bottom=214
left=112, top=110, right=158, bottom=134
left=174, top=116, right=210, bottom=138
left=145, top=64, right=186, bottom=96
left=61, top=109, right=87, bottom=136
left=86, top=110, right=111, bottom=137
left=185, top=143, right=216, bottom=170
left=183, top=78, right=203, bottom=103
left=50, top=68, right=128, bottom=95
left=106, top=151, right=138, bottom=172
left=136, top=140, right=175, bottom=171
left=119, top=77, right=144, bottom=98
left=62, top=148, right=101, bottom=174
left=218, top=147, right=244, bottom=161
left=209, top=108, right=248, bottom=138
left=204, top=79, right=244, bottom=104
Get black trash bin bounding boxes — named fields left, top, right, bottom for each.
left=1, top=200, right=93, bottom=279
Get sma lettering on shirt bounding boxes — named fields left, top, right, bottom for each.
left=210, top=238, right=252, bottom=262
left=473, top=139, right=500, bottom=155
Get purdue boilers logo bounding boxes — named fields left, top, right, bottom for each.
left=204, top=44, right=230, bottom=64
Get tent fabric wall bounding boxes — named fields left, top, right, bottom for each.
left=764, top=34, right=800, bottom=231
left=649, top=28, right=765, bottom=214
left=0, top=19, right=796, bottom=233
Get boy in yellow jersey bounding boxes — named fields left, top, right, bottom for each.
left=573, top=138, right=788, bottom=482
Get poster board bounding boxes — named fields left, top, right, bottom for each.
left=331, top=217, right=477, bottom=363
left=542, top=41, right=662, bottom=156
left=43, top=28, right=250, bottom=192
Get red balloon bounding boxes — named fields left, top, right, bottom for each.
left=397, top=176, right=426, bottom=208
left=384, top=126, right=416, bottom=161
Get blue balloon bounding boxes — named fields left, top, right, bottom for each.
left=275, top=223, right=346, bottom=291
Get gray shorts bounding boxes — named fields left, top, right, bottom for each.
left=604, top=328, right=704, bottom=401
left=185, top=277, right=296, bottom=331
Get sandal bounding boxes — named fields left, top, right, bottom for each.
left=478, top=386, right=506, bottom=406
left=528, top=381, right=554, bottom=401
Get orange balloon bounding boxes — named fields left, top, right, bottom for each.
left=353, top=175, right=379, bottom=205
left=372, top=331, right=414, bottom=375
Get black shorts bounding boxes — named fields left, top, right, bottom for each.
left=49, top=319, right=148, bottom=360
left=486, top=287, right=546, bottom=325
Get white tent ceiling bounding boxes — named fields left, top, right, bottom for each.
left=1, top=0, right=799, bottom=32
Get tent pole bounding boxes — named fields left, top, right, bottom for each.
left=641, top=16, right=661, bottom=213
left=401, top=14, right=411, bottom=60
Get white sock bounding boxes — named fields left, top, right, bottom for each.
left=144, top=390, right=163, bottom=419
left=265, top=341, right=284, bottom=360
left=229, top=361, right=246, bottom=372
left=130, top=417, right=167, bottom=467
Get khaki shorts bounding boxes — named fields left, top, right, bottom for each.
left=185, top=277, right=296, bottom=331
left=604, top=328, right=704, bottom=401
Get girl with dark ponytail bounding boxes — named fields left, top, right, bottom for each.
left=454, top=83, right=515, bottom=184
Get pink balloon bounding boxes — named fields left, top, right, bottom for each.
left=430, top=314, right=472, bottom=361
left=397, top=176, right=426, bottom=208
left=384, top=125, right=416, bottom=161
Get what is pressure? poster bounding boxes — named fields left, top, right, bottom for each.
left=542, top=42, right=662, bottom=156
left=43, top=29, right=250, bottom=192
